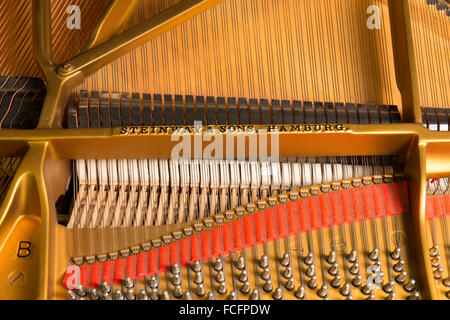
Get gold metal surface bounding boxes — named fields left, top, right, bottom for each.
left=84, top=0, right=140, bottom=50
left=0, top=0, right=448, bottom=300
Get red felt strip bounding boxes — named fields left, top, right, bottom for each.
left=170, top=242, right=179, bottom=266
left=102, top=260, right=113, bottom=284
left=191, top=235, right=200, bottom=263
left=298, top=198, right=311, bottom=232
left=382, top=183, right=396, bottom=217
left=212, top=228, right=221, bottom=258
left=308, top=197, right=322, bottom=230
left=202, top=231, right=211, bottom=261
left=126, top=255, right=136, bottom=280
left=148, top=250, right=157, bottom=276
left=233, top=219, right=244, bottom=250
left=287, top=201, right=299, bottom=234
left=244, top=215, right=256, bottom=247
left=90, top=263, right=101, bottom=287
left=433, top=196, right=444, bottom=219
left=393, top=181, right=409, bottom=215
left=340, top=189, right=353, bottom=223
left=266, top=208, right=277, bottom=241
left=180, top=238, right=189, bottom=266
left=330, top=191, right=344, bottom=225
left=255, top=210, right=266, bottom=244
left=114, top=258, right=124, bottom=283
left=372, top=184, right=386, bottom=218
left=80, top=264, right=88, bottom=287
left=350, top=188, right=364, bottom=222
left=444, top=195, right=450, bottom=217
left=222, top=224, right=232, bottom=255
left=319, top=194, right=331, bottom=228
left=399, top=181, right=410, bottom=214
left=137, top=252, right=146, bottom=279
left=361, top=185, right=376, bottom=219
left=276, top=205, right=288, bottom=237
left=159, top=246, right=167, bottom=273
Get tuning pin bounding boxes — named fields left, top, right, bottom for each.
left=272, top=287, right=282, bottom=300
left=194, top=271, right=203, bottom=285
left=261, top=267, right=271, bottom=281
left=285, top=278, right=295, bottom=291
left=214, top=258, right=223, bottom=272
left=123, top=276, right=134, bottom=289
left=172, top=273, right=182, bottom=286
left=361, top=284, right=372, bottom=295
left=331, top=275, right=341, bottom=288
left=404, top=279, right=416, bottom=292
left=196, top=283, right=206, bottom=297
left=283, top=266, right=293, bottom=279
left=407, top=291, right=420, bottom=300
left=236, top=256, right=246, bottom=270
left=240, top=281, right=250, bottom=294
left=393, top=260, right=404, bottom=273
left=391, top=247, right=402, bottom=260
left=347, top=250, right=358, bottom=263
left=263, top=279, right=273, bottom=292
left=207, top=292, right=214, bottom=300
left=306, top=265, right=315, bottom=278
left=150, top=289, right=160, bottom=300
left=67, top=289, right=77, bottom=300
left=126, top=289, right=136, bottom=300
left=327, top=250, right=337, bottom=265
left=184, top=291, right=193, bottom=300
left=76, top=285, right=87, bottom=297
left=349, top=263, right=360, bottom=276
left=383, top=280, right=394, bottom=293
left=308, top=276, right=318, bottom=289
left=161, top=290, right=170, bottom=300
left=443, top=277, right=450, bottom=287
left=352, top=274, right=362, bottom=287
left=395, top=271, right=407, bottom=284
left=295, top=286, right=306, bottom=299
left=173, top=285, right=183, bottom=298
left=340, top=283, right=350, bottom=297
left=88, top=288, right=99, bottom=300
left=250, top=289, right=260, bottom=300
left=147, top=276, right=158, bottom=289
left=304, top=253, right=314, bottom=266
left=317, top=285, right=328, bottom=298
left=100, top=292, right=112, bottom=300
left=433, top=266, right=444, bottom=279
left=171, top=263, right=181, bottom=275
left=99, top=281, right=111, bottom=293
left=238, top=270, right=248, bottom=283
left=215, top=271, right=225, bottom=283
left=280, top=253, right=290, bottom=267
left=218, top=282, right=227, bottom=295
left=227, top=291, right=237, bottom=300
left=429, top=245, right=439, bottom=257
left=385, top=292, right=396, bottom=300
left=138, top=289, right=148, bottom=300
left=366, top=293, right=375, bottom=300
left=192, top=260, right=202, bottom=272
left=259, top=255, right=269, bottom=268
left=431, top=255, right=440, bottom=268
left=369, top=248, right=379, bottom=261
left=113, top=289, right=124, bottom=300
left=328, top=262, right=339, bottom=276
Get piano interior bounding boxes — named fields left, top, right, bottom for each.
left=0, top=0, right=449, bottom=300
